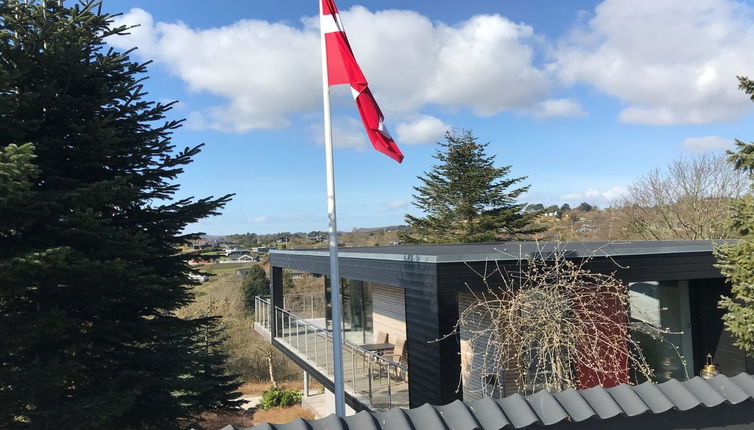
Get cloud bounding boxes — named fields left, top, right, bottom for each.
left=309, top=116, right=369, bottom=150
left=528, top=98, right=587, bottom=119
left=380, top=199, right=410, bottom=212
left=681, top=135, right=732, bottom=152
left=560, top=186, right=627, bottom=203
left=554, top=0, right=754, bottom=125
left=395, top=115, right=450, bottom=145
left=250, top=216, right=270, bottom=223
left=110, top=7, right=550, bottom=133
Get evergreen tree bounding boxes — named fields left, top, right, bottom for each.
left=243, top=265, right=269, bottom=311
left=400, top=130, right=542, bottom=244
left=0, top=2, right=239, bottom=428
left=715, top=76, right=754, bottom=354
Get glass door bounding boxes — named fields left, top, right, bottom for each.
left=325, top=277, right=373, bottom=344
left=629, top=280, right=694, bottom=382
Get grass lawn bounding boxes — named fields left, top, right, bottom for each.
left=198, top=262, right=253, bottom=275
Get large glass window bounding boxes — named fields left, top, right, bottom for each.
left=629, top=281, right=694, bottom=382
left=325, top=277, right=373, bottom=344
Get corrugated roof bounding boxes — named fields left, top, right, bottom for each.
left=223, top=373, right=754, bottom=430
left=270, top=240, right=731, bottom=263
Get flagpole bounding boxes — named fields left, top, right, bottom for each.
left=319, top=0, right=346, bottom=418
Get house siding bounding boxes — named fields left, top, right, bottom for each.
left=458, top=292, right=505, bottom=402
left=371, top=283, right=406, bottom=344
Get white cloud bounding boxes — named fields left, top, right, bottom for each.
left=310, top=116, right=369, bottom=150
left=528, top=98, right=587, bottom=119
left=250, top=216, right=270, bottom=223
left=681, top=135, right=732, bottom=152
left=380, top=199, right=410, bottom=212
left=395, top=115, right=450, bottom=145
left=110, top=7, right=550, bottom=133
left=560, top=186, right=627, bottom=203
left=554, top=0, right=754, bottom=125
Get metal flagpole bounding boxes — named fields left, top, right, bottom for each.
left=319, top=0, right=346, bottom=417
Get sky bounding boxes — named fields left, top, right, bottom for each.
left=100, top=0, right=754, bottom=235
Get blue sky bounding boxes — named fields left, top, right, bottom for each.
left=102, top=0, right=754, bottom=235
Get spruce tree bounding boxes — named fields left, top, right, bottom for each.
left=243, top=265, right=269, bottom=311
left=400, top=130, right=542, bottom=244
left=716, top=76, right=754, bottom=354
left=0, top=2, right=239, bottom=428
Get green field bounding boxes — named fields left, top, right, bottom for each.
left=198, top=262, right=253, bottom=275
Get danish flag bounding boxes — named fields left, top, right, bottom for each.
left=321, top=0, right=404, bottom=163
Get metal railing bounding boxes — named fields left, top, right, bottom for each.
left=272, top=305, right=408, bottom=410
left=254, top=296, right=271, bottom=333
left=282, top=293, right=326, bottom=320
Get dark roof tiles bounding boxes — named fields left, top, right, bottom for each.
left=551, top=388, right=596, bottom=421
left=579, top=385, right=623, bottom=419
left=468, top=397, right=510, bottom=430
left=435, top=399, right=482, bottom=430
left=495, top=393, right=539, bottom=428
left=524, top=391, right=569, bottom=425
left=226, top=373, right=754, bottom=430
left=605, top=384, right=649, bottom=416
left=630, top=381, right=675, bottom=413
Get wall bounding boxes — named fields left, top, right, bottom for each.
left=371, top=283, right=406, bottom=344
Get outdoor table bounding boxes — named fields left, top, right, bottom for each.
left=360, top=342, right=394, bottom=384
left=360, top=342, right=394, bottom=355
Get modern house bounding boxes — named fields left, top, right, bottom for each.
left=252, top=241, right=754, bottom=415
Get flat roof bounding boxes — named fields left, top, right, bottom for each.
left=270, top=240, right=728, bottom=264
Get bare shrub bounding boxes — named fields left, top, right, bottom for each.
left=455, top=245, right=662, bottom=395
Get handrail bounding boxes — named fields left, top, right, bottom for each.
left=275, top=306, right=407, bottom=370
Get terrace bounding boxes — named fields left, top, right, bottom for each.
left=254, top=292, right=409, bottom=411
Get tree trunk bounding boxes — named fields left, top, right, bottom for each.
left=266, top=349, right=277, bottom=388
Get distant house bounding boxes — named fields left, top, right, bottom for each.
left=251, top=247, right=269, bottom=253
left=221, top=254, right=257, bottom=263
left=224, top=248, right=250, bottom=257
left=308, top=233, right=328, bottom=242
left=275, top=236, right=290, bottom=244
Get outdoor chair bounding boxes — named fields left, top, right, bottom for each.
left=376, top=331, right=388, bottom=344
left=390, top=338, right=408, bottom=382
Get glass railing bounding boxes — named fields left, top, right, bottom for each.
left=254, top=296, right=271, bottom=334
left=282, top=293, right=326, bottom=320
left=273, top=305, right=409, bottom=410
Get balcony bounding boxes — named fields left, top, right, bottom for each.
left=254, top=296, right=409, bottom=410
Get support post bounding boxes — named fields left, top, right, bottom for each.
left=270, top=266, right=284, bottom=338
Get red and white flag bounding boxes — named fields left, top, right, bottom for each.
left=321, top=0, right=404, bottom=163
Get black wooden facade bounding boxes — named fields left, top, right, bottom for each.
left=268, top=240, right=752, bottom=409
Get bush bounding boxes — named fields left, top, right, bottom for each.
left=259, top=386, right=303, bottom=410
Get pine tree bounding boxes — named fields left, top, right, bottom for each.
left=0, top=2, right=240, bottom=428
left=400, top=130, right=542, bottom=244
left=716, top=76, right=754, bottom=354
left=243, top=265, right=269, bottom=311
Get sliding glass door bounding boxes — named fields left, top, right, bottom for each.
left=325, top=277, right=373, bottom=344
left=629, top=280, right=694, bottom=382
